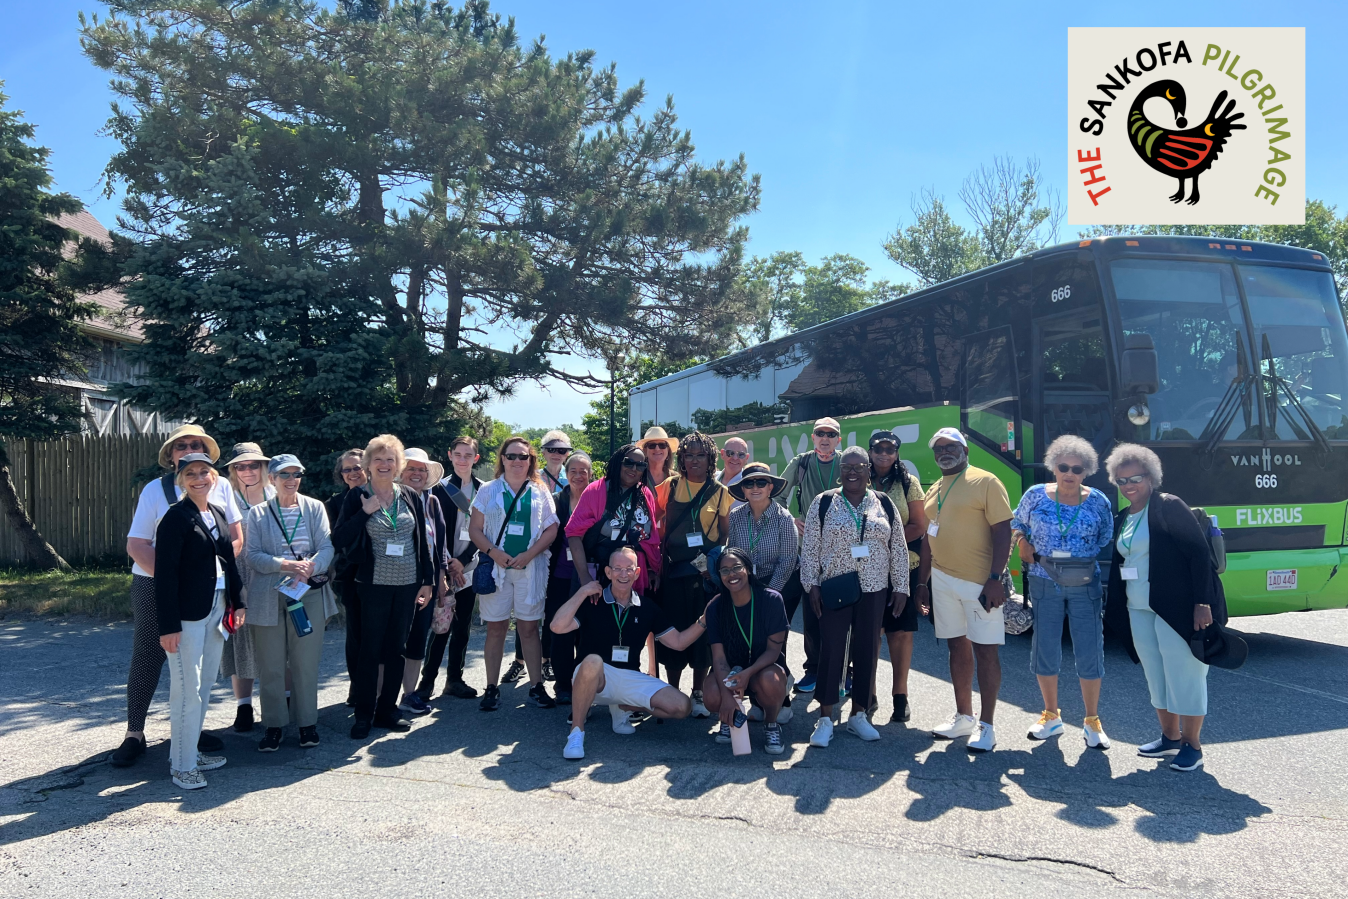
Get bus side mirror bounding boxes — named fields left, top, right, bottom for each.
left=1120, top=334, right=1159, bottom=395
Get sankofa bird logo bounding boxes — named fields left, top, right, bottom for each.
left=1127, top=79, right=1246, bottom=205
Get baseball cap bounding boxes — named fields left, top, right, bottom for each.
left=869, top=430, right=902, bottom=448
left=813, top=417, right=841, bottom=433
left=927, top=427, right=968, bottom=449
left=268, top=453, right=305, bottom=474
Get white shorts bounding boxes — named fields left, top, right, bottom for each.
left=931, top=567, right=1005, bottom=645
left=478, top=567, right=545, bottom=623
left=578, top=662, right=668, bottom=711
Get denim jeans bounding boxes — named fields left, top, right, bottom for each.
left=1028, top=575, right=1104, bottom=680
left=167, top=592, right=226, bottom=774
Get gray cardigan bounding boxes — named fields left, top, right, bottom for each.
left=244, top=494, right=338, bottom=627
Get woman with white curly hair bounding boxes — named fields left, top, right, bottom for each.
left=1102, top=443, right=1225, bottom=773
left=1011, top=435, right=1116, bottom=749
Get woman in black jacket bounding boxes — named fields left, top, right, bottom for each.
left=1103, top=443, right=1222, bottom=773
left=328, top=448, right=368, bottom=695
left=154, top=454, right=244, bottom=791
left=331, top=435, right=435, bottom=740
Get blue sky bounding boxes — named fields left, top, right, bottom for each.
left=4, top=1, right=1344, bottom=427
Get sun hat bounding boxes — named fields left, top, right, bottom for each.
left=928, top=427, right=968, bottom=449
left=637, top=426, right=680, bottom=452
left=727, top=461, right=788, bottom=502
left=223, top=442, right=270, bottom=467
left=158, top=425, right=220, bottom=469
left=176, top=452, right=215, bottom=472
left=267, top=453, right=305, bottom=475
left=402, top=448, right=445, bottom=485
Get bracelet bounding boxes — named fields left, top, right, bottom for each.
left=915, top=583, right=929, bottom=591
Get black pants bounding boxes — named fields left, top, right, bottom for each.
left=352, top=582, right=418, bottom=722
left=419, top=588, right=476, bottom=693
left=336, top=573, right=360, bottom=684
left=544, top=575, right=577, bottom=687
left=817, top=590, right=886, bottom=711
left=779, top=586, right=803, bottom=681
left=126, top=574, right=166, bottom=732
left=801, top=587, right=821, bottom=677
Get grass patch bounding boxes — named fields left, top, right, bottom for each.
left=0, top=567, right=133, bottom=619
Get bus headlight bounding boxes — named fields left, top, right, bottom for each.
left=1127, top=403, right=1152, bottom=426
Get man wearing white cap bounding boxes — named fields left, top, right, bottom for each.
left=775, top=416, right=843, bottom=694
left=918, top=427, right=1013, bottom=753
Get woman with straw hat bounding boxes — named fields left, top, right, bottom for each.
left=637, top=427, right=678, bottom=516
left=111, top=425, right=243, bottom=769
left=221, top=442, right=272, bottom=733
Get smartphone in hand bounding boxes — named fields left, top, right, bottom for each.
left=978, top=592, right=992, bottom=613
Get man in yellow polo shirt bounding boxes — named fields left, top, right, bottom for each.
left=917, top=427, right=1013, bottom=753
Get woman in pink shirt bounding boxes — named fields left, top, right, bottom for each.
left=566, top=444, right=662, bottom=598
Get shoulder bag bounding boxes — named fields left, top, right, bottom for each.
left=816, top=490, right=864, bottom=612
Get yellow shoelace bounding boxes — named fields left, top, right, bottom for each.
left=1036, top=710, right=1061, bottom=725
left=1084, top=715, right=1104, bottom=732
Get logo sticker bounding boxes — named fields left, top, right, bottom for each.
left=1068, top=28, right=1304, bottom=225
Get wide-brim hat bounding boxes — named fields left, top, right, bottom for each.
left=637, top=427, right=680, bottom=453
left=728, top=462, right=788, bottom=501
left=402, top=448, right=445, bottom=487
left=224, top=442, right=270, bottom=467
left=158, top=425, right=220, bottom=469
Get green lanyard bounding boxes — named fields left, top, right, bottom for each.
left=378, top=494, right=401, bottom=531
left=680, top=478, right=709, bottom=535
left=818, top=453, right=838, bottom=490
left=935, top=470, right=965, bottom=520
left=838, top=492, right=867, bottom=541
left=1054, top=488, right=1084, bottom=536
left=1120, top=507, right=1146, bottom=554
left=733, top=594, right=755, bottom=649
left=611, top=600, right=631, bottom=644
left=746, top=509, right=768, bottom=552
left=273, top=500, right=303, bottom=544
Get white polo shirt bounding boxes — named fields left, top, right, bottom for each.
left=126, top=476, right=243, bottom=577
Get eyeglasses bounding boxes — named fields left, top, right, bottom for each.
left=1057, top=463, right=1086, bottom=475
left=610, top=567, right=638, bottom=577
left=340, top=466, right=363, bottom=475
left=723, top=450, right=749, bottom=459
left=682, top=452, right=709, bottom=460
left=621, top=458, right=648, bottom=470
left=502, top=453, right=531, bottom=461
left=644, top=443, right=669, bottom=452
left=233, top=461, right=262, bottom=471
left=741, top=477, right=773, bottom=490
left=870, top=444, right=897, bottom=455
left=1114, top=474, right=1147, bottom=486
left=173, top=440, right=208, bottom=453
left=718, top=563, right=748, bottom=576
left=274, top=471, right=302, bottom=480
left=933, top=443, right=963, bottom=453
left=840, top=463, right=869, bottom=473
left=814, top=430, right=839, bottom=439
left=543, top=446, right=571, bottom=455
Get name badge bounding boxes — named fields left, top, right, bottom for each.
left=851, top=544, right=870, bottom=559
left=686, top=533, right=704, bottom=547
left=927, top=522, right=940, bottom=537
left=459, top=527, right=471, bottom=543
left=214, top=558, right=226, bottom=591
left=691, top=553, right=708, bottom=573
left=386, top=542, right=405, bottom=556
left=566, top=548, right=573, bottom=561
left=611, top=645, right=630, bottom=663
left=1120, top=567, right=1139, bottom=580
left=507, top=523, right=525, bottom=536
left=277, top=577, right=310, bottom=601
left=1051, top=550, right=1070, bottom=559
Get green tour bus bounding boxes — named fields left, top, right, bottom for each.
left=630, top=235, right=1348, bottom=616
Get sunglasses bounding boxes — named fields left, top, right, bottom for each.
left=173, top=441, right=208, bottom=453
left=682, top=452, right=709, bottom=460
left=621, top=458, right=648, bottom=470
left=274, top=471, right=302, bottom=479
left=233, top=461, right=263, bottom=471
left=340, top=466, right=363, bottom=475
left=543, top=446, right=571, bottom=455
left=502, top=452, right=531, bottom=462
left=1057, top=463, right=1086, bottom=475
left=644, top=443, right=669, bottom=452
left=870, top=444, right=897, bottom=455
left=723, top=450, right=749, bottom=459
left=814, top=430, right=839, bottom=438
left=1114, top=474, right=1147, bottom=486
left=741, top=477, right=773, bottom=490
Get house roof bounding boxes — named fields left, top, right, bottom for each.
left=56, top=210, right=144, bottom=343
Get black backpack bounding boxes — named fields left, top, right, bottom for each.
left=816, top=489, right=897, bottom=533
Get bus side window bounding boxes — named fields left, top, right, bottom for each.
left=963, top=325, right=1021, bottom=464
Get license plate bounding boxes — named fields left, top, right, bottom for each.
left=1267, top=569, right=1298, bottom=591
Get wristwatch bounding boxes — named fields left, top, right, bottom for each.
left=990, top=572, right=1002, bottom=582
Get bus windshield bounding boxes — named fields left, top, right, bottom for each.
left=1111, top=259, right=1348, bottom=442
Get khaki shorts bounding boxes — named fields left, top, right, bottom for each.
left=578, top=662, right=668, bottom=711
left=931, top=567, right=1005, bottom=645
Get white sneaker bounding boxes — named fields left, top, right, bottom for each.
left=195, top=754, right=227, bottom=771
left=563, top=728, right=585, bottom=759
left=609, top=705, right=636, bottom=735
left=967, top=721, right=997, bottom=753
left=932, top=713, right=977, bottom=740
left=846, top=711, right=880, bottom=742
left=776, top=705, right=794, bottom=725
left=171, top=768, right=207, bottom=790
left=690, top=690, right=710, bottom=719
left=810, top=716, right=834, bottom=747
left=1027, top=710, right=1064, bottom=741
left=1083, top=716, right=1112, bottom=750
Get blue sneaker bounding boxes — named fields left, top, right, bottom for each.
left=796, top=673, right=817, bottom=693
left=1170, top=742, right=1204, bottom=771
left=1137, top=735, right=1183, bottom=758
left=399, top=692, right=432, bottom=717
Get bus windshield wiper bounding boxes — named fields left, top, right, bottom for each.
left=1259, top=333, right=1331, bottom=458
left=1200, top=373, right=1257, bottom=459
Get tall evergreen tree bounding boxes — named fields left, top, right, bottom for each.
left=0, top=90, right=99, bottom=570
left=82, top=0, right=761, bottom=466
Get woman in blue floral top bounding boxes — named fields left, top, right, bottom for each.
left=1011, top=435, right=1115, bottom=750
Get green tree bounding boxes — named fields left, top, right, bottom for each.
left=0, top=90, right=101, bottom=570
left=741, top=252, right=904, bottom=342
left=883, top=190, right=984, bottom=287
left=82, top=0, right=761, bottom=469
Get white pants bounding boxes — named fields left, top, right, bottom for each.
left=167, top=593, right=226, bottom=774
left=931, top=567, right=1005, bottom=645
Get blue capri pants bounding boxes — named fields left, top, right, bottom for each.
left=1028, top=575, right=1105, bottom=680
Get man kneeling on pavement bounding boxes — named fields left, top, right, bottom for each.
left=550, top=547, right=709, bottom=759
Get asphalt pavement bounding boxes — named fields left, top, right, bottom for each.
left=2, top=605, right=1347, bottom=898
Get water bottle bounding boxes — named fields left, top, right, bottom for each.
left=725, top=666, right=751, bottom=756
left=286, top=595, right=314, bottom=637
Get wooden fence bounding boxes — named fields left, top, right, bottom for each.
left=1, top=434, right=163, bottom=566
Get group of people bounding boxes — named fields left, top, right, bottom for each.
left=108, top=415, right=1229, bottom=788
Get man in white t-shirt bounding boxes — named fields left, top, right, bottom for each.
left=110, top=425, right=243, bottom=769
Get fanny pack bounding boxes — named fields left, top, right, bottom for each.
left=1035, top=555, right=1097, bottom=587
